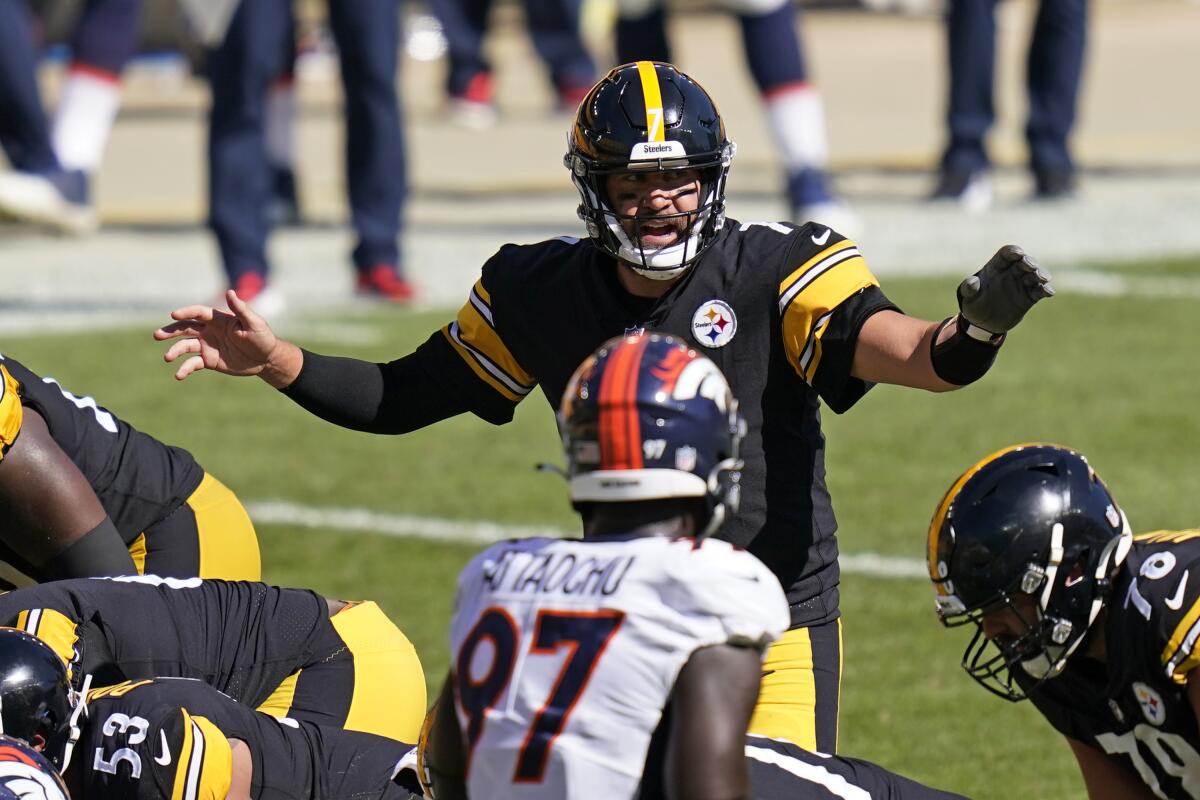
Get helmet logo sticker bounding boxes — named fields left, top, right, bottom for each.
left=692, top=300, right=737, bottom=348
left=1133, top=682, right=1166, bottom=726
left=1140, top=551, right=1177, bottom=580
left=675, top=446, right=697, bottom=472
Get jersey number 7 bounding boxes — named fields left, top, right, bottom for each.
left=455, top=607, right=625, bottom=782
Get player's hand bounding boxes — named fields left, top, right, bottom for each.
left=957, top=245, right=1054, bottom=335
left=153, top=290, right=289, bottom=383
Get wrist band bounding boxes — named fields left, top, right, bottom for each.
left=957, top=314, right=1006, bottom=344
left=931, top=316, right=1005, bottom=386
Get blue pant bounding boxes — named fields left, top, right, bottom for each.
left=207, top=0, right=406, bottom=282
left=0, top=0, right=58, bottom=172
left=71, top=0, right=142, bottom=75
left=942, top=0, right=1087, bottom=175
left=429, top=0, right=595, bottom=96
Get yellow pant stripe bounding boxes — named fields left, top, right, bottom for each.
left=333, top=601, right=427, bottom=742
left=190, top=473, right=261, bottom=581
left=748, top=626, right=819, bottom=749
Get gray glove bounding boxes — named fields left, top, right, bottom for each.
left=957, top=245, right=1054, bottom=336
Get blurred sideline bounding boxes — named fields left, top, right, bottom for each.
left=2, top=0, right=1198, bottom=332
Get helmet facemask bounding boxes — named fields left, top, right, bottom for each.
left=939, top=519, right=1133, bottom=702
left=568, top=149, right=733, bottom=281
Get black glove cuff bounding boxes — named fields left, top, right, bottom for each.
left=931, top=316, right=1005, bottom=386
left=41, top=518, right=138, bottom=579
left=955, top=312, right=1007, bottom=343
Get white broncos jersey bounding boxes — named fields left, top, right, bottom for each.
left=449, top=534, right=789, bottom=800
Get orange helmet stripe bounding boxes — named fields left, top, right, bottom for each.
left=598, top=337, right=647, bottom=470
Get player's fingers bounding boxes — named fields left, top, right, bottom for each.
left=169, top=305, right=216, bottom=323
left=997, top=244, right=1026, bottom=264
left=959, top=275, right=982, bottom=298
left=154, top=321, right=207, bottom=341
left=174, top=355, right=206, bottom=381
left=163, top=338, right=201, bottom=364
left=227, top=290, right=265, bottom=328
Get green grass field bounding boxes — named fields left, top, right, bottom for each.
left=9, top=255, right=1200, bottom=799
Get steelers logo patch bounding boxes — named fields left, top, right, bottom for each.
left=691, top=299, right=737, bottom=348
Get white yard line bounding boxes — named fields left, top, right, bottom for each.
left=244, top=499, right=929, bottom=580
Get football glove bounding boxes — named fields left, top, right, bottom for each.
left=957, top=245, right=1054, bottom=337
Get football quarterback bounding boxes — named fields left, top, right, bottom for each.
left=930, top=444, right=1200, bottom=799
left=158, top=61, right=1052, bottom=750
left=0, top=353, right=259, bottom=584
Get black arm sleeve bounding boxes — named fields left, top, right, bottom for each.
left=280, top=332, right=516, bottom=434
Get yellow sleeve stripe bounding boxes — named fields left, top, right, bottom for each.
left=780, top=256, right=879, bottom=381
left=17, top=608, right=79, bottom=672
left=172, top=712, right=233, bottom=800
left=440, top=279, right=537, bottom=403
left=0, top=365, right=22, bottom=458
left=1163, top=596, right=1200, bottom=684
left=1137, top=530, right=1200, bottom=544
left=777, top=239, right=859, bottom=313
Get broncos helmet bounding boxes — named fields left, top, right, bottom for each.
left=559, top=332, right=744, bottom=537
left=0, top=630, right=85, bottom=771
left=0, top=736, right=69, bottom=800
left=927, top=444, right=1133, bottom=701
left=564, top=62, right=734, bottom=281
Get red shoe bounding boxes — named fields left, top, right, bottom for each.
left=357, top=265, right=416, bottom=303
left=233, top=272, right=266, bottom=302
left=449, top=72, right=497, bottom=128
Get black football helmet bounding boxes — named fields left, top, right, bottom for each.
left=0, top=629, right=85, bottom=770
left=559, top=332, right=745, bottom=537
left=0, top=735, right=69, bottom=800
left=927, top=444, right=1132, bottom=701
left=564, top=62, right=734, bottom=280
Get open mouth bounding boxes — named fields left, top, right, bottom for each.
left=636, top=219, right=685, bottom=248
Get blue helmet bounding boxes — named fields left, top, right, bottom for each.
left=559, top=332, right=745, bottom=536
left=0, top=735, right=69, bottom=800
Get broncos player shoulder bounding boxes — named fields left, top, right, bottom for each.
left=0, top=353, right=259, bottom=586
left=0, top=629, right=419, bottom=800
left=929, top=443, right=1200, bottom=800
left=0, top=575, right=426, bottom=743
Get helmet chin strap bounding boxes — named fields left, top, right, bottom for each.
left=60, top=672, right=92, bottom=772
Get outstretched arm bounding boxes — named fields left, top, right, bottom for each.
left=666, top=643, right=762, bottom=800
left=0, top=408, right=136, bottom=578
left=852, top=245, right=1053, bottom=391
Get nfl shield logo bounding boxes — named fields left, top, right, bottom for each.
left=691, top=299, right=737, bottom=348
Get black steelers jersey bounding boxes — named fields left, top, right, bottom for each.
left=1020, top=532, right=1200, bottom=799
left=0, top=577, right=333, bottom=708
left=0, top=354, right=203, bottom=543
left=68, top=678, right=413, bottom=800
left=418, top=222, right=896, bottom=624
left=744, top=735, right=967, bottom=800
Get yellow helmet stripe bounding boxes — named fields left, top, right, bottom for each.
left=635, top=61, right=665, bottom=142
left=926, top=442, right=1054, bottom=586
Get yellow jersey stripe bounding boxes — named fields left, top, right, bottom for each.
left=17, top=608, right=78, bottom=670
left=186, top=715, right=233, bottom=800
left=636, top=61, right=665, bottom=142
left=778, top=240, right=858, bottom=313
left=128, top=532, right=148, bottom=574
left=170, top=710, right=197, bottom=800
left=1137, top=529, right=1200, bottom=544
left=254, top=672, right=299, bottom=719
left=0, top=365, right=22, bottom=458
left=457, top=296, right=535, bottom=388
left=1164, top=596, right=1200, bottom=683
left=779, top=256, right=877, bottom=380
left=333, top=600, right=427, bottom=741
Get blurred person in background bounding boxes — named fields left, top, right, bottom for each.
left=0, top=0, right=141, bottom=233
left=613, top=0, right=855, bottom=232
left=930, top=0, right=1087, bottom=210
left=0, top=0, right=95, bottom=232
left=428, top=0, right=598, bottom=126
left=208, top=0, right=414, bottom=315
